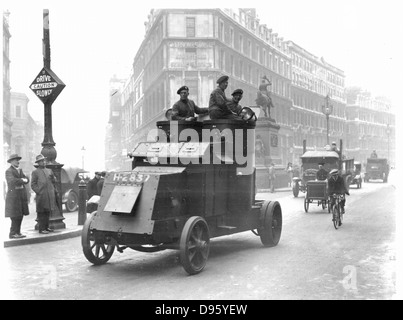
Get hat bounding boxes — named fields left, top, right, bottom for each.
left=7, top=153, right=22, bottom=163
left=216, top=75, right=229, bottom=84
left=95, top=171, right=102, bottom=175
left=332, top=141, right=337, bottom=145
left=329, top=169, right=339, bottom=176
left=177, top=86, right=189, bottom=94
left=35, top=154, right=47, bottom=163
left=231, top=89, right=243, bottom=96
left=101, top=171, right=106, bottom=177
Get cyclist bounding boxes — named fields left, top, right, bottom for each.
left=327, top=169, right=349, bottom=214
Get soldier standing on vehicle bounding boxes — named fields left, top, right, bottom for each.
left=171, top=86, right=209, bottom=121
left=327, top=169, right=349, bottom=214
left=208, top=75, right=239, bottom=120
left=316, top=163, right=329, bottom=181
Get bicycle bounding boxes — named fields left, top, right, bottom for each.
left=330, top=193, right=345, bottom=229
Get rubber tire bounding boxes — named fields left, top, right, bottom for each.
left=82, top=212, right=115, bottom=265
left=179, top=216, right=210, bottom=275
left=293, top=182, right=300, bottom=197
left=65, top=191, right=78, bottom=212
left=304, top=198, right=309, bottom=212
left=259, top=201, right=282, bottom=247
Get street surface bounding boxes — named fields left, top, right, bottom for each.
left=1, top=174, right=398, bottom=300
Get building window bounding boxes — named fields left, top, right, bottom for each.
left=220, top=20, right=224, bottom=41
left=15, top=105, right=21, bottom=118
left=269, top=53, right=273, bottom=70
left=230, top=55, right=234, bottom=75
left=230, top=28, right=234, bottom=47
left=220, top=49, right=225, bottom=71
left=247, top=40, right=252, bottom=57
left=240, top=60, right=244, bottom=80
left=239, top=34, right=244, bottom=53
left=186, top=17, right=196, bottom=37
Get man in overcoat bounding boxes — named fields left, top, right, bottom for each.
left=87, top=171, right=102, bottom=199
left=31, top=154, right=58, bottom=234
left=171, top=86, right=208, bottom=121
left=5, top=153, right=30, bottom=239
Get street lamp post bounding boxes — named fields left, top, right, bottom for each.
left=81, top=146, right=86, bottom=170
left=322, top=94, right=333, bottom=145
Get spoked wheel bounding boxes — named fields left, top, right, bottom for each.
left=65, top=191, right=78, bottom=212
left=304, top=198, right=309, bottom=212
left=332, top=205, right=340, bottom=230
left=259, top=201, right=282, bottom=247
left=82, top=212, right=115, bottom=265
left=179, top=216, right=210, bottom=275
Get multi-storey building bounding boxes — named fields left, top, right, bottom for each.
left=9, top=92, right=43, bottom=174
left=105, top=76, right=127, bottom=171
left=113, top=8, right=293, bottom=170
left=345, top=87, right=395, bottom=166
left=287, top=41, right=346, bottom=164
left=3, top=11, right=13, bottom=163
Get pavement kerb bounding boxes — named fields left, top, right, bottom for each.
left=4, top=226, right=83, bottom=248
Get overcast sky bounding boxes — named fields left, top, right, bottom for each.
left=3, top=0, right=402, bottom=171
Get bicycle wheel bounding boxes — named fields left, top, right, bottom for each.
left=332, top=205, right=340, bottom=230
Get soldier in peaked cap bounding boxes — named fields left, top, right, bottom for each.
left=208, top=75, right=240, bottom=119
left=226, top=89, right=244, bottom=117
left=5, top=153, right=30, bottom=239
left=171, top=85, right=208, bottom=121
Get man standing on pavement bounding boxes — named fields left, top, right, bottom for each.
left=268, top=163, right=276, bottom=193
left=96, top=171, right=106, bottom=196
left=87, top=171, right=102, bottom=199
left=5, top=153, right=30, bottom=239
left=31, top=154, right=57, bottom=234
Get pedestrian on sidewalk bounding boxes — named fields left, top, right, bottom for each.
left=87, top=171, right=102, bottom=199
left=96, top=171, right=106, bottom=195
left=268, top=163, right=276, bottom=193
left=31, top=154, right=57, bottom=234
left=5, top=153, right=30, bottom=239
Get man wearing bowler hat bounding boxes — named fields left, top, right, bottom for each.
left=5, top=153, right=30, bottom=239
left=208, top=75, right=239, bottom=119
left=31, top=154, right=58, bottom=234
left=171, top=86, right=208, bottom=121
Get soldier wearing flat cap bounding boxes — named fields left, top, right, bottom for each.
left=5, top=153, right=30, bottom=239
left=226, top=89, right=244, bottom=116
left=171, top=86, right=208, bottom=121
left=208, top=75, right=240, bottom=119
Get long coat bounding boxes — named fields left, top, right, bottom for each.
left=5, top=166, right=30, bottom=218
left=31, top=167, right=58, bottom=213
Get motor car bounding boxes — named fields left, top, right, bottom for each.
left=61, top=167, right=91, bottom=212
left=364, top=158, right=389, bottom=183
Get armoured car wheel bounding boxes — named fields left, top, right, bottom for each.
left=82, top=212, right=115, bottom=265
left=259, top=201, right=282, bottom=247
left=293, top=182, right=299, bottom=197
left=65, top=191, right=78, bottom=212
left=180, top=216, right=210, bottom=275
left=304, top=198, right=309, bottom=212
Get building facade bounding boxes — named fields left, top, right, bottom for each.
left=111, top=8, right=293, bottom=170
left=107, top=8, right=396, bottom=173
left=10, top=92, right=43, bottom=174
left=287, top=41, right=346, bottom=165
left=3, top=11, right=13, bottom=163
left=345, top=87, right=395, bottom=166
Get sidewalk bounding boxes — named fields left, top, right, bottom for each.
left=3, top=201, right=85, bottom=248
left=3, top=187, right=291, bottom=248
